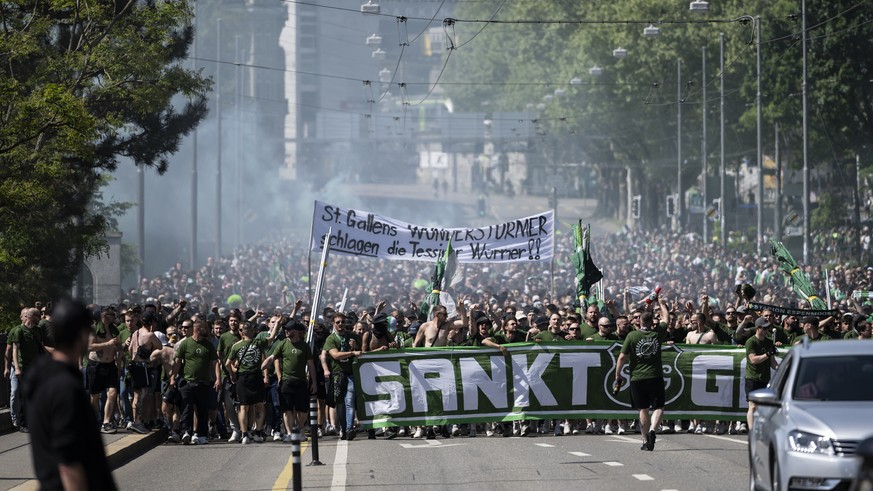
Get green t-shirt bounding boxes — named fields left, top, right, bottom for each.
left=843, top=329, right=860, bottom=340
left=228, top=337, right=268, bottom=374
left=174, top=337, right=218, bottom=383
left=395, top=331, right=414, bottom=348
left=9, top=325, right=45, bottom=372
left=117, top=324, right=132, bottom=363
left=218, top=331, right=242, bottom=363
left=578, top=323, right=598, bottom=340
left=591, top=332, right=619, bottom=341
left=710, top=322, right=736, bottom=345
left=620, top=323, right=667, bottom=382
left=799, top=332, right=831, bottom=344
left=273, top=338, right=313, bottom=382
left=323, top=331, right=360, bottom=375
left=744, top=335, right=775, bottom=383
left=534, top=330, right=566, bottom=342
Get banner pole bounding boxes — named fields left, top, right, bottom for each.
left=825, top=269, right=831, bottom=307
left=304, top=227, right=331, bottom=465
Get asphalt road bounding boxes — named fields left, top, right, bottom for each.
left=114, top=429, right=750, bottom=490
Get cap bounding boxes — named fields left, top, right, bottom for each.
left=754, top=317, right=770, bottom=329
left=371, top=312, right=389, bottom=326
left=802, top=316, right=820, bottom=326
left=515, top=310, right=527, bottom=321
left=534, top=316, right=550, bottom=328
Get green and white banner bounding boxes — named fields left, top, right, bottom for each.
left=353, top=342, right=776, bottom=429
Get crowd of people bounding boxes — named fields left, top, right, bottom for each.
left=3, top=228, right=872, bottom=447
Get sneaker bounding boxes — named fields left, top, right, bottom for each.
left=283, top=434, right=293, bottom=443
left=603, top=425, right=614, bottom=435
left=273, top=431, right=283, bottom=442
left=451, top=424, right=461, bottom=436
left=564, top=423, right=572, bottom=436
left=728, top=422, right=738, bottom=435
left=181, top=432, right=192, bottom=445
left=339, top=431, right=347, bottom=441
left=694, top=425, right=703, bottom=435
left=715, top=422, right=727, bottom=435
left=325, top=425, right=337, bottom=436
left=426, top=428, right=436, bottom=440
left=673, top=422, right=683, bottom=433
left=660, top=425, right=674, bottom=435
left=469, top=427, right=477, bottom=438
left=129, top=422, right=148, bottom=435
left=739, top=423, right=749, bottom=434
left=520, top=424, right=531, bottom=437
left=398, top=428, right=407, bottom=437
left=647, top=430, right=657, bottom=451
left=585, top=422, right=596, bottom=434
left=317, top=427, right=323, bottom=438
left=440, top=426, right=451, bottom=439
left=374, top=428, right=385, bottom=437
left=252, top=431, right=264, bottom=443
left=617, top=424, right=626, bottom=435
left=194, top=435, right=208, bottom=445
left=346, top=429, right=357, bottom=441
left=126, top=421, right=135, bottom=432
left=413, top=427, right=424, bottom=439
left=242, top=434, right=251, bottom=445
left=688, top=423, right=697, bottom=434
left=385, top=430, right=397, bottom=440
left=228, top=430, right=242, bottom=443
left=101, top=423, right=117, bottom=434
left=167, top=431, right=182, bottom=444
left=208, top=425, right=219, bottom=440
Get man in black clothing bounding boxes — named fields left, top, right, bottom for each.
left=23, top=299, right=117, bottom=491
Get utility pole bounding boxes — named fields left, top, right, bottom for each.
left=775, top=123, right=782, bottom=242
left=215, top=18, right=223, bottom=259
left=702, top=46, right=708, bottom=243
left=137, top=164, right=145, bottom=281
left=235, top=35, right=242, bottom=249
left=802, top=0, right=810, bottom=263
left=190, top=0, right=199, bottom=269
left=756, top=16, right=763, bottom=257
left=719, top=33, right=726, bottom=246
left=677, top=58, right=683, bottom=232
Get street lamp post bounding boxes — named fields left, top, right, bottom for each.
left=677, top=58, right=683, bottom=232
left=215, top=18, right=223, bottom=260
left=190, top=0, right=199, bottom=269
left=756, top=16, right=763, bottom=258
left=702, top=46, right=708, bottom=243
left=719, top=32, right=726, bottom=246
left=802, top=0, right=810, bottom=263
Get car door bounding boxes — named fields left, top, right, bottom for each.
left=753, top=352, right=793, bottom=487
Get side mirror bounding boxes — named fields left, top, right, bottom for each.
left=749, top=388, right=781, bottom=407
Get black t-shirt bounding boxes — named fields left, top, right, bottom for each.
left=23, top=355, right=117, bottom=491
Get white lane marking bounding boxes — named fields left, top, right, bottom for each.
left=535, top=443, right=555, bottom=448
left=703, top=434, right=748, bottom=445
left=568, top=451, right=591, bottom=457
left=633, top=474, right=655, bottom=481
left=661, top=489, right=680, bottom=491
left=331, top=440, right=348, bottom=491
left=608, top=435, right=642, bottom=443
left=399, top=440, right=467, bottom=449
left=603, top=461, right=624, bottom=467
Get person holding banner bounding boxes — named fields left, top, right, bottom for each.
left=323, top=312, right=362, bottom=441
left=615, top=298, right=670, bottom=451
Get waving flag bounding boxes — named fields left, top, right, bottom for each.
left=570, top=222, right=603, bottom=310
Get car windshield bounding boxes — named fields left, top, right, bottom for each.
left=793, top=355, right=873, bottom=401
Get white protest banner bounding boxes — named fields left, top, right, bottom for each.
left=309, top=200, right=554, bottom=263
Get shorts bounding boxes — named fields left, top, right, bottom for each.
left=163, top=383, right=182, bottom=406
left=87, top=363, right=119, bottom=395
left=629, top=377, right=666, bottom=410
left=745, top=380, right=769, bottom=401
left=236, top=371, right=266, bottom=405
left=279, top=379, right=310, bottom=413
left=129, top=362, right=152, bottom=390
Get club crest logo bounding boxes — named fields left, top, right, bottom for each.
left=603, top=343, right=686, bottom=408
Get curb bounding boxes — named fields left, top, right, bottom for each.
left=0, top=409, right=11, bottom=434
left=9, top=430, right=166, bottom=491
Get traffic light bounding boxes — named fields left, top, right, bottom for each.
left=548, top=187, right=557, bottom=210
left=666, top=194, right=676, bottom=217
left=632, top=195, right=641, bottom=219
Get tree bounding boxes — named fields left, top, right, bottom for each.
left=0, top=0, right=210, bottom=323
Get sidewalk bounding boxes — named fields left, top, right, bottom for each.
left=0, top=411, right=164, bottom=491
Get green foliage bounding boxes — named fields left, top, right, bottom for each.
left=811, top=192, right=847, bottom=230
left=0, top=0, right=210, bottom=317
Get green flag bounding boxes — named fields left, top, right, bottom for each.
left=769, top=239, right=827, bottom=310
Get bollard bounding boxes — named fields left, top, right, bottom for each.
left=291, top=427, right=303, bottom=491
left=307, top=397, right=324, bottom=466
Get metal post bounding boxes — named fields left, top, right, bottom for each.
left=215, top=18, right=223, bottom=259
left=756, top=16, right=763, bottom=258
left=702, top=46, right=708, bottom=243
left=775, top=123, right=782, bottom=241
left=719, top=33, right=726, bottom=246
left=854, top=154, right=862, bottom=227
left=291, top=427, right=303, bottom=491
left=307, top=398, right=324, bottom=466
left=677, top=58, right=683, bottom=232
left=550, top=186, right=557, bottom=303
left=235, top=35, right=242, bottom=249
left=802, top=0, right=810, bottom=263
left=137, top=164, right=145, bottom=281
left=190, top=0, right=199, bottom=269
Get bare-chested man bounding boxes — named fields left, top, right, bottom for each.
left=88, top=307, right=122, bottom=433
left=416, top=303, right=467, bottom=348
left=362, top=312, right=396, bottom=352
left=151, top=329, right=180, bottom=441
left=685, top=313, right=717, bottom=345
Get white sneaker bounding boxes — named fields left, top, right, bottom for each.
left=193, top=435, right=208, bottom=445
left=451, top=424, right=461, bottom=436
left=252, top=431, right=264, bottom=443
left=520, top=424, right=531, bottom=437
left=181, top=432, right=192, bottom=445
left=512, top=424, right=521, bottom=437
left=375, top=428, right=385, bottom=437
left=702, top=423, right=713, bottom=434
left=242, top=434, right=251, bottom=444
left=739, top=423, right=749, bottom=434
left=694, top=425, right=703, bottom=435
left=413, top=427, right=424, bottom=439
left=585, top=422, right=596, bottom=434
left=616, top=424, right=625, bottom=435
left=729, top=422, right=738, bottom=435
left=273, top=430, right=283, bottom=442
left=563, top=423, right=571, bottom=436
left=603, top=425, right=614, bottom=435
left=228, top=430, right=241, bottom=443
left=674, top=422, right=683, bottom=433
left=398, top=428, right=407, bottom=437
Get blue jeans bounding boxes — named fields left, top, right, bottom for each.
left=336, top=374, right=356, bottom=433
left=119, top=368, right=132, bottom=423
left=9, top=370, right=19, bottom=425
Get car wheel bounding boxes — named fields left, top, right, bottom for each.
left=770, top=451, right=781, bottom=491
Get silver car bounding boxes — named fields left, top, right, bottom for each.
left=748, top=340, right=873, bottom=491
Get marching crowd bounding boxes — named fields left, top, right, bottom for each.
left=4, top=229, right=872, bottom=446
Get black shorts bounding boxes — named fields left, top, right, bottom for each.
left=279, top=379, right=310, bottom=413
left=237, top=372, right=266, bottom=405
left=745, top=380, right=769, bottom=401
left=163, top=383, right=182, bottom=406
left=629, top=377, right=666, bottom=410
left=129, top=362, right=152, bottom=390
left=87, top=363, right=119, bottom=395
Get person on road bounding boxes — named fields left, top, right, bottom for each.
left=87, top=307, right=122, bottom=434
left=266, top=320, right=316, bottom=443
left=615, top=299, right=670, bottom=451
left=745, top=317, right=779, bottom=430
left=170, top=318, right=220, bottom=445
left=128, top=311, right=161, bottom=434
left=227, top=320, right=279, bottom=444
left=324, top=312, right=362, bottom=441
left=24, top=299, right=117, bottom=491
left=10, top=307, right=46, bottom=433
left=217, top=310, right=243, bottom=442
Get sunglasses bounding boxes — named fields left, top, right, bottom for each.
left=568, top=328, right=579, bottom=331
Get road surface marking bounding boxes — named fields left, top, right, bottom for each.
left=633, top=474, right=655, bottom=481
left=331, top=440, right=348, bottom=491
left=704, top=434, right=748, bottom=445
left=604, top=461, right=624, bottom=467
left=399, top=440, right=467, bottom=449
left=272, top=440, right=309, bottom=491
left=535, top=443, right=555, bottom=448
left=608, top=435, right=641, bottom=443
left=661, top=489, right=680, bottom=491
left=568, top=452, right=591, bottom=457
